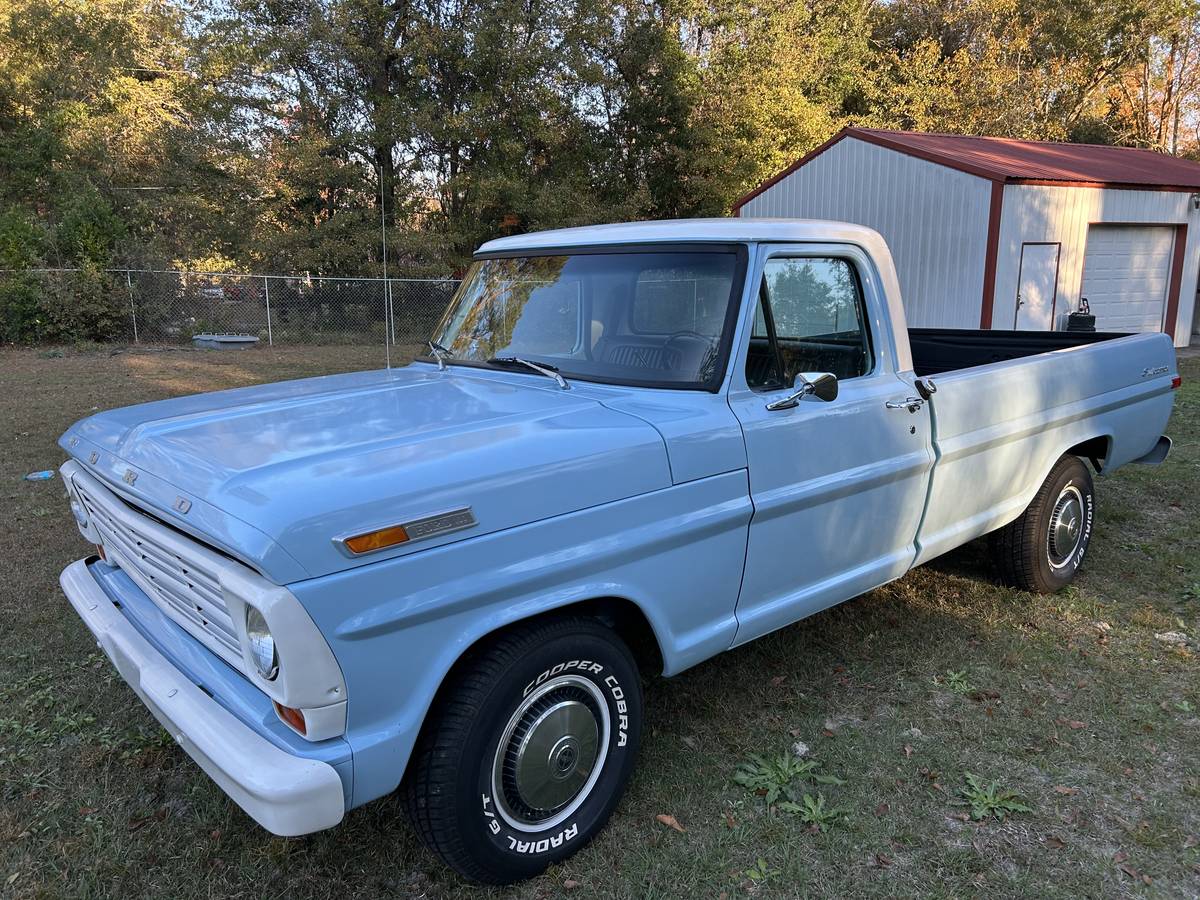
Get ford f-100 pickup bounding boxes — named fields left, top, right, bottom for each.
left=57, top=219, right=1178, bottom=883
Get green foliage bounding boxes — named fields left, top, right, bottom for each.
left=742, top=857, right=781, bottom=883
left=944, top=669, right=974, bottom=693
left=56, top=187, right=126, bottom=267
left=778, top=792, right=847, bottom=831
left=0, top=0, right=1197, bottom=307
left=0, top=271, right=42, bottom=342
left=959, top=772, right=1033, bottom=821
left=734, top=752, right=845, bottom=807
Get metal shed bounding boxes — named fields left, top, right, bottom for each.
left=733, top=128, right=1200, bottom=347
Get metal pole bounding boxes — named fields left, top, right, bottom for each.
left=263, top=276, right=273, bottom=346
left=379, top=162, right=391, bottom=369
left=125, top=270, right=139, bottom=343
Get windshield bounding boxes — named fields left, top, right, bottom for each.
left=429, top=249, right=744, bottom=389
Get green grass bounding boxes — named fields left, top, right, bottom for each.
left=1, top=344, right=1198, bottom=898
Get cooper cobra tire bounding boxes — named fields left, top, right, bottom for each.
left=402, top=616, right=642, bottom=884
left=990, top=454, right=1094, bottom=593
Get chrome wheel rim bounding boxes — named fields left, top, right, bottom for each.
left=492, top=675, right=609, bottom=832
left=1047, top=485, right=1085, bottom=570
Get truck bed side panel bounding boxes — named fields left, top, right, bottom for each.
left=915, top=332, right=1176, bottom=565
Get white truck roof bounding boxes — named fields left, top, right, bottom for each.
left=478, top=217, right=886, bottom=253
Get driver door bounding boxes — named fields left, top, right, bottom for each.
left=728, top=247, right=934, bottom=645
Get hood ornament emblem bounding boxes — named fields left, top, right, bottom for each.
left=173, top=496, right=192, bottom=514
left=123, top=469, right=138, bottom=486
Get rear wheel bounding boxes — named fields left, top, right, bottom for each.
left=990, top=454, right=1095, bottom=593
left=402, top=617, right=642, bottom=884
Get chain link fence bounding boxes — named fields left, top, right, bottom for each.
left=1, top=268, right=461, bottom=350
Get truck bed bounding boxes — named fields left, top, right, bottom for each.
left=909, top=328, right=1130, bottom=377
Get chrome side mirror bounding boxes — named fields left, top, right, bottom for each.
left=765, top=371, right=838, bottom=411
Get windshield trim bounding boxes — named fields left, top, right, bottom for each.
left=421, top=242, right=750, bottom=393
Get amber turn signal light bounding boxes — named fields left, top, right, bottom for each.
left=342, top=524, right=409, bottom=554
left=273, top=701, right=307, bottom=735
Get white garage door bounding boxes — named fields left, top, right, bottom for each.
left=1079, top=225, right=1174, bottom=332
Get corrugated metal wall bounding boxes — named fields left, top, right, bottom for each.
left=738, top=138, right=992, bottom=329
left=994, top=185, right=1199, bottom=347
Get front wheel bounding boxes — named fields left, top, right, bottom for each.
left=989, top=454, right=1095, bottom=593
left=402, top=617, right=642, bottom=884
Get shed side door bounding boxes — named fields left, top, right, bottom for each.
left=1014, top=242, right=1061, bottom=330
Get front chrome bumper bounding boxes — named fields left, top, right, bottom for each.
left=60, top=559, right=345, bottom=836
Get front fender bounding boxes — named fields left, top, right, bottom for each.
left=289, top=470, right=751, bottom=809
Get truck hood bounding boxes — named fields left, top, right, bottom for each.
left=60, top=365, right=671, bottom=580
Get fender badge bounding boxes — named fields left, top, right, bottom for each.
left=69, top=436, right=79, bottom=447
left=88, top=451, right=99, bottom=465
left=1142, top=365, right=1169, bottom=377
left=173, top=496, right=192, bottom=514
left=123, top=469, right=138, bottom=486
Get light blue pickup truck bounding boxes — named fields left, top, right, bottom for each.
left=58, top=219, right=1178, bottom=883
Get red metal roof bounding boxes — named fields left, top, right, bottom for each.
left=733, top=127, right=1200, bottom=210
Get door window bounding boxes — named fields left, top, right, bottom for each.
left=746, top=257, right=872, bottom=389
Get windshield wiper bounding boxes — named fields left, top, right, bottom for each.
left=427, top=339, right=453, bottom=371
left=487, top=356, right=570, bottom=390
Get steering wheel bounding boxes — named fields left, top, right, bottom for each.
left=663, top=329, right=714, bottom=358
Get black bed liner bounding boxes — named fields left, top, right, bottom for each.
left=909, top=328, right=1131, bottom=377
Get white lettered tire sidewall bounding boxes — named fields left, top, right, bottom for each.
left=463, top=631, right=642, bottom=878
left=1036, top=459, right=1095, bottom=590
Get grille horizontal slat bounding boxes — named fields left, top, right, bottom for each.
left=74, top=479, right=244, bottom=667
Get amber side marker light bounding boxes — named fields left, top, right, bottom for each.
left=1172, top=375, right=1182, bottom=390
left=342, top=524, right=409, bottom=555
left=274, top=701, right=307, bottom=735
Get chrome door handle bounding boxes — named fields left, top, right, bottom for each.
left=886, top=397, right=924, bottom=413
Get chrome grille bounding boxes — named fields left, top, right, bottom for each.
left=72, top=474, right=244, bottom=665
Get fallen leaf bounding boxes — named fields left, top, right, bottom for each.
left=7, top=873, right=20, bottom=887
left=874, top=853, right=893, bottom=868
left=655, top=813, right=685, bottom=833
left=903, top=744, right=913, bottom=758
left=1053, top=786, right=1078, bottom=795
left=1113, top=851, right=1129, bottom=863
left=770, top=675, right=786, bottom=686
left=563, top=879, right=580, bottom=890
left=724, top=810, right=735, bottom=829
left=1044, top=835, right=1066, bottom=849
left=1142, top=874, right=1152, bottom=885
left=1055, top=718, right=1087, bottom=730
left=822, top=729, right=835, bottom=738
left=875, top=802, right=890, bottom=817
left=78, top=807, right=98, bottom=816
left=1119, top=864, right=1139, bottom=880
left=1183, top=834, right=1198, bottom=849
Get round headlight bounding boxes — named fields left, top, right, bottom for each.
left=245, top=606, right=278, bottom=680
